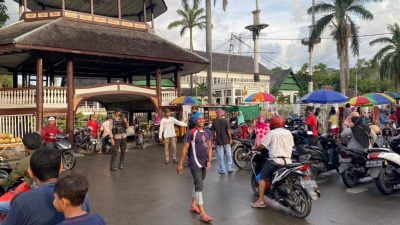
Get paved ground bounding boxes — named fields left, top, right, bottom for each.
left=75, top=143, right=400, bottom=225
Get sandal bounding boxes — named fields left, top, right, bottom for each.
left=250, top=202, right=266, bottom=208
left=200, top=214, right=213, bottom=223
left=190, top=206, right=201, bottom=214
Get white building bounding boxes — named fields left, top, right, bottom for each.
left=181, top=51, right=272, bottom=104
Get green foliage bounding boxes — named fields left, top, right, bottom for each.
left=276, top=92, right=290, bottom=104
left=0, top=0, right=8, bottom=28
left=196, top=83, right=208, bottom=100
left=0, top=75, right=12, bottom=88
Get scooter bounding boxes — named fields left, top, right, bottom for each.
left=232, top=136, right=254, bottom=170
left=74, top=127, right=96, bottom=154
left=55, top=134, right=76, bottom=170
left=366, top=136, right=400, bottom=194
left=101, top=135, right=112, bottom=154
left=250, top=151, right=320, bottom=218
left=338, top=148, right=369, bottom=188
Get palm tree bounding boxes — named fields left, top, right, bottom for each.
left=370, top=23, right=400, bottom=91
left=0, top=0, right=9, bottom=28
left=168, top=0, right=206, bottom=96
left=308, top=0, right=380, bottom=94
left=197, top=83, right=208, bottom=102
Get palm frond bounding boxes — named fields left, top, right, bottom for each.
left=311, top=14, right=335, bottom=40
left=176, top=9, right=189, bottom=20
left=379, top=52, right=395, bottom=80
left=347, top=4, right=373, bottom=20
left=348, top=16, right=360, bottom=56
left=307, top=3, right=335, bottom=14
left=372, top=45, right=395, bottom=64
left=180, top=26, right=189, bottom=36
left=168, top=20, right=186, bottom=30
left=370, top=37, right=394, bottom=46
left=214, top=0, right=228, bottom=11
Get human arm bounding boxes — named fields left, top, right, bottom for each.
left=0, top=157, right=29, bottom=188
left=159, top=119, right=164, bottom=139
left=173, top=118, right=187, bottom=127
left=340, top=128, right=352, bottom=143
left=227, top=121, right=233, bottom=144
left=207, top=140, right=212, bottom=169
left=177, top=142, right=190, bottom=174
left=109, top=121, right=115, bottom=145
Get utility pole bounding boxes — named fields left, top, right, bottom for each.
left=245, top=0, right=268, bottom=82
left=205, top=0, right=213, bottom=104
left=225, top=33, right=235, bottom=91
left=302, top=0, right=320, bottom=93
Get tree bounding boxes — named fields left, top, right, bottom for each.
left=168, top=0, right=206, bottom=96
left=370, top=23, right=400, bottom=91
left=196, top=83, right=208, bottom=102
left=308, top=0, right=380, bottom=95
left=0, top=75, right=12, bottom=88
left=0, top=0, right=8, bottom=28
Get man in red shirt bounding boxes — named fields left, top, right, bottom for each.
left=305, top=106, right=318, bottom=146
left=41, top=116, right=63, bottom=148
left=86, top=115, right=99, bottom=138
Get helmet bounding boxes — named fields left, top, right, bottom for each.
left=270, top=116, right=285, bottom=129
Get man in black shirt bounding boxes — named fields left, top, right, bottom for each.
left=212, top=109, right=233, bottom=174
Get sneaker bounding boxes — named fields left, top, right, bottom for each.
left=218, top=171, right=226, bottom=175
left=173, top=159, right=178, bottom=164
left=110, top=167, right=118, bottom=171
left=165, top=160, right=169, bottom=164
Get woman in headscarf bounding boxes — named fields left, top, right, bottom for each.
left=372, top=106, right=380, bottom=127
left=342, top=111, right=360, bottom=130
left=340, top=116, right=377, bottom=153
left=237, top=111, right=245, bottom=125
left=254, top=116, right=270, bottom=146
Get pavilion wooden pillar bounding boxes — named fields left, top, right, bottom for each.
left=128, top=76, right=132, bottom=84
left=146, top=74, right=151, bottom=87
left=143, top=0, right=147, bottom=22
left=117, top=0, right=121, bottom=19
left=107, top=76, right=111, bottom=83
left=22, top=72, right=27, bottom=87
left=50, top=67, right=55, bottom=86
left=12, top=71, right=18, bottom=88
left=156, top=69, right=161, bottom=113
left=174, top=69, right=181, bottom=97
left=61, top=0, right=65, bottom=10
left=151, top=7, right=155, bottom=29
left=90, top=0, right=94, bottom=15
left=66, top=60, right=74, bottom=142
left=36, top=57, right=44, bottom=131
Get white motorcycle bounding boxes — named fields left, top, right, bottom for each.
left=367, top=141, right=400, bottom=195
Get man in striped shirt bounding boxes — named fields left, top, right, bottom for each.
left=159, top=109, right=187, bottom=164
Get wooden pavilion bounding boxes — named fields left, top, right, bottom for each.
left=0, top=0, right=208, bottom=138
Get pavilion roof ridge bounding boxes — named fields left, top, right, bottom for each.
left=14, top=18, right=62, bottom=43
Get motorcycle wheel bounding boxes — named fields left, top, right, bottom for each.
left=86, top=142, right=95, bottom=155
left=375, top=167, right=395, bottom=195
left=233, top=146, right=251, bottom=170
left=341, top=167, right=359, bottom=188
left=62, top=152, right=76, bottom=170
left=251, top=174, right=259, bottom=196
left=290, top=185, right=312, bottom=218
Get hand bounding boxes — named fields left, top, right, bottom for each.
left=206, top=161, right=212, bottom=169
left=111, top=139, right=115, bottom=146
left=230, top=139, right=233, bottom=145
left=177, top=164, right=183, bottom=175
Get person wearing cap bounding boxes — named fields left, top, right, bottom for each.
left=109, top=109, right=129, bottom=171
left=211, top=108, right=233, bottom=174
left=41, top=116, right=63, bottom=148
left=177, top=112, right=213, bottom=223
left=305, top=106, right=318, bottom=146
left=250, top=116, right=294, bottom=208
left=159, top=108, right=187, bottom=164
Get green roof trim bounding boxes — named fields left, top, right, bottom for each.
left=279, top=70, right=303, bottom=91
left=133, top=79, right=175, bottom=87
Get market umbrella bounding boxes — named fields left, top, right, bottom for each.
left=363, top=93, right=396, bottom=105
left=245, top=92, right=276, bottom=103
left=385, top=91, right=400, bottom=100
left=170, top=96, right=202, bottom=105
left=348, top=96, right=373, bottom=106
left=299, top=89, right=348, bottom=104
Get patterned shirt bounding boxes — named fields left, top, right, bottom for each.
left=261, top=128, right=294, bottom=165
left=185, top=128, right=212, bottom=170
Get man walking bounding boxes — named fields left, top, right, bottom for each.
left=159, top=109, right=186, bottom=164
left=109, top=109, right=129, bottom=171
left=212, top=108, right=233, bottom=174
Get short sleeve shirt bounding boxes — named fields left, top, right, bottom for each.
left=185, top=128, right=212, bottom=170
left=306, top=114, right=318, bottom=136
left=211, top=118, right=230, bottom=145
left=56, top=213, right=106, bottom=225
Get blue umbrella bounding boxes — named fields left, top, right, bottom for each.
left=299, top=89, right=348, bottom=104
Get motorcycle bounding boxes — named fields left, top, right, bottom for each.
left=250, top=151, right=320, bottom=218
left=135, top=125, right=145, bottom=149
left=366, top=136, right=400, bottom=194
left=101, top=135, right=112, bottom=154
left=232, top=137, right=254, bottom=170
left=55, top=134, right=76, bottom=170
left=338, top=147, right=369, bottom=188
left=74, top=127, right=97, bottom=154
left=152, top=124, right=162, bottom=145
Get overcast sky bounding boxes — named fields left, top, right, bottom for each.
left=4, top=0, right=400, bottom=71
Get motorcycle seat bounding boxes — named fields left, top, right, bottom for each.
left=368, top=148, right=391, bottom=153
left=284, top=163, right=303, bottom=168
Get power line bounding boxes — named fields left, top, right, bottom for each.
left=241, top=32, right=394, bottom=41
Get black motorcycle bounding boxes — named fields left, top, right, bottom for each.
left=101, top=135, right=112, bottom=154
left=250, top=151, right=320, bottom=218
left=55, top=134, right=76, bottom=170
left=338, top=148, right=369, bottom=188
left=74, top=127, right=96, bottom=154
left=232, top=137, right=254, bottom=170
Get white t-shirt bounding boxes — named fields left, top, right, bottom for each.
left=261, top=128, right=294, bottom=164
left=159, top=117, right=187, bottom=139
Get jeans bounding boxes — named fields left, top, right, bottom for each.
left=110, top=138, right=127, bottom=169
left=217, top=144, right=233, bottom=173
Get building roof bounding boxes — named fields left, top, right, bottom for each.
left=0, top=18, right=208, bottom=76
left=193, top=51, right=271, bottom=75
left=270, top=69, right=302, bottom=91
left=15, top=0, right=167, bottom=22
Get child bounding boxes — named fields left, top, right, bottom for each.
left=53, top=172, right=106, bottom=225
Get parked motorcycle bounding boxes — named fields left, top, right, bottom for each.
left=55, top=134, right=76, bottom=170
left=232, top=137, right=254, bottom=170
left=135, top=125, right=145, bottom=149
left=74, top=127, right=96, bottom=154
left=250, top=151, right=320, bottom=218
left=101, top=135, right=112, bottom=154
left=338, top=148, right=369, bottom=188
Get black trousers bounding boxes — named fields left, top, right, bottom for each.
left=191, top=168, right=207, bottom=192
left=110, top=138, right=127, bottom=169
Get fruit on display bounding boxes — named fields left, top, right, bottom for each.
left=0, top=133, right=22, bottom=145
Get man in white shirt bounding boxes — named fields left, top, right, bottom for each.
left=250, top=116, right=294, bottom=208
left=159, top=109, right=187, bottom=164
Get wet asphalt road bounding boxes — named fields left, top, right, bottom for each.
left=75, top=143, right=400, bottom=225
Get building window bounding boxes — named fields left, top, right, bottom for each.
left=226, top=90, right=231, bottom=96
left=215, top=91, right=222, bottom=97
left=226, top=98, right=230, bottom=105
left=235, top=90, right=242, bottom=96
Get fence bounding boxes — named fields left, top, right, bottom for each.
left=0, top=114, right=36, bottom=138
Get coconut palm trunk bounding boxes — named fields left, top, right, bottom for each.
left=340, top=36, right=350, bottom=95
left=205, top=0, right=213, bottom=104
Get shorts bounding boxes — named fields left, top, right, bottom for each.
left=260, top=160, right=279, bottom=181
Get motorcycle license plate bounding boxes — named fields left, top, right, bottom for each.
left=300, top=178, right=318, bottom=188
left=339, top=158, right=351, bottom=163
left=365, top=160, right=384, bottom=168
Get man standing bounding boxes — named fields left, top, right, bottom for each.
left=41, top=117, right=62, bottom=148
left=100, top=117, right=112, bottom=154
left=109, top=109, right=129, bottom=171
left=305, top=106, right=318, bottom=146
left=188, top=106, right=199, bottom=130
left=177, top=112, right=213, bottom=223
left=159, top=109, right=186, bottom=164
left=212, top=108, right=233, bottom=174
